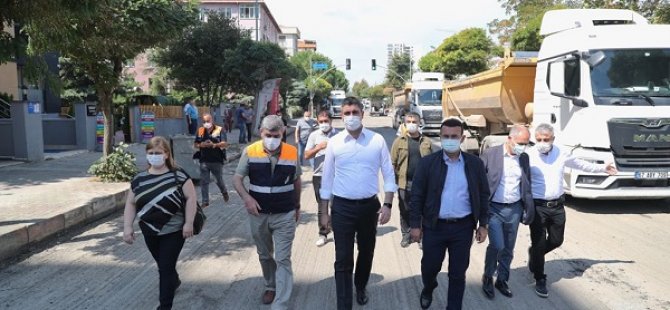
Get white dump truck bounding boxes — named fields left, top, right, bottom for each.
left=442, top=9, right=670, bottom=199
left=392, top=72, right=444, bottom=135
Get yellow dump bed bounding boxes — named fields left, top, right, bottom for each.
left=442, top=56, right=537, bottom=129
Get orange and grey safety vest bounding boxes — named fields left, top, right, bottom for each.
left=247, top=140, right=298, bottom=213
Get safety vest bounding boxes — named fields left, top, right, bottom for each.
left=247, top=140, right=298, bottom=213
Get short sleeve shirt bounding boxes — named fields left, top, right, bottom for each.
left=183, top=103, right=198, bottom=120
left=131, top=169, right=190, bottom=236
left=306, top=128, right=339, bottom=176
left=296, top=118, right=317, bottom=143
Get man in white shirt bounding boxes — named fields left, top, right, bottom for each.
left=527, top=123, right=617, bottom=298
left=319, top=97, right=397, bottom=310
left=305, top=111, right=338, bottom=247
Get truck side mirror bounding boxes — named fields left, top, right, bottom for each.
left=547, top=61, right=565, bottom=96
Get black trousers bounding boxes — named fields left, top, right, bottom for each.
left=245, top=122, right=253, bottom=142
left=312, top=176, right=330, bottom=236
left=144, top=230, right=185, bottom=310
left=331, top=195, right=380, bottom=310
left=421, top=218, right=475, bottom=310
left=529, top=203, right=566, bottom=280
left=397, top=188, right=411, bottom=236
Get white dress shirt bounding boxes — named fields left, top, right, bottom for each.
left=439, top=153, right=472, bottom=219
left=492, top=148, right=522, bottom=204
left=320, top=128, right=398, bottom=200
left=527, top=145, right=607, bottom=200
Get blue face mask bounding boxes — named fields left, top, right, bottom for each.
left=441, top=139, right=461, bottom=153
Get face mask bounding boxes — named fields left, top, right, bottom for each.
left=512, top=143, right=527, bottom=155
left=441, top=139, right=461, bottom=153
left=146, top=154, right=165, bottom=167
left=343, top=115, right=362, bottom=131
left=304, top=116, right=310, bottom=120
left=535, top=142, right=552, bottom=154
left=406, top=123, right=419, bottom=134
left=319, top=123, right=331, bottom=132
left=263, top=137, right=281, bottom=151
left=203, top=122, right=212, bottom=129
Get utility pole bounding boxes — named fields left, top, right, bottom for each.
left=255, top=0, right=259, bottom=41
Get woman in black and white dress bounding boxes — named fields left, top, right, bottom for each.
left=123, top=136, right=197, bottom=310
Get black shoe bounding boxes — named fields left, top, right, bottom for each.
left=495, top=280, right=513, bottom=298
left=400, top=234, right=411, bottom=248
left=535, top=278, right=548, bottom=298
left=482, top=275, right=495, bottom=299
left=356, top=289, right=369, bottom=305
left=420, top=288, right=433, bottom=309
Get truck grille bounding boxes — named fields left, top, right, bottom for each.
left=421, top=110, right=443, bottom=123
left=607, top=118, right=670, bottom=170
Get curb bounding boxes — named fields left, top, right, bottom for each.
left=0, top=188, right=128, bottom=263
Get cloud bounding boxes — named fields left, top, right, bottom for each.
left=267, top=0, right=507, bottom=86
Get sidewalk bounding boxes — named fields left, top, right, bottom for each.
left=0, top=121, right=297, bottom=263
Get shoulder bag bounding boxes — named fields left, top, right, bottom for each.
left=173, top=170, right=206, bottom=235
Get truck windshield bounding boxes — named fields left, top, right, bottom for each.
left=590, top=49, right=670, bottom=106
left=415, top=89, right=442, bottom=106
left=331, top=98, right=344, bottom=106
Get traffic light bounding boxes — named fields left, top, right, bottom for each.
left=346, top=58, right=351, bottom=70
left=371, top=59, right=376, bottom=70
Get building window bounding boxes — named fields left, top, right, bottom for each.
left=239, top=4, right=258, bottom=19
left=221, top=7, right=232, bottom=18
left=198, top=10, right=208, bottom=22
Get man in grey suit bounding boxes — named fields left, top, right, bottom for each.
left=479, top=125, right=535, bottom=299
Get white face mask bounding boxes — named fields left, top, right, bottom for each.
left=146, top=154, right=166, bottom=167
left=203, top=122, right=212, bottom=129
left=406, top=123, right=419, bottom=134
left=263, top=137, right=281, bottom=151
left=319, top=123, right=331, bottom=132
left=535, top=142, right=552, bottom=154
left=343, top=115, right=362, bottom=131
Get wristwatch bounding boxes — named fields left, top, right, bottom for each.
left=383, top=202, right=392, bottom=209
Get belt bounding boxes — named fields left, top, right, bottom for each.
left=437, top=216, right=471, bottom=224
left=534, top=196, right=565, bottom=207
left=491, top=200, right=521, bottom=207
left=333, top=195, right=378, bottom=205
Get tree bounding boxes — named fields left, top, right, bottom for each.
left=25, top=0, right=197, bottom=155
left=511, top=14, right=544, bottom=51
left=418, top=28, right=496, bottom=79
left=155, top=11, right=245, bottom=106
left=289, top=51, right=349, bottom=109
left=223, top=38, right=297, bottom=112
left=385, top=52, right=412, bottom=89
left=352, top=79, right=370, bottom=98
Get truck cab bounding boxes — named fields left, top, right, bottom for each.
left=328, top=90, right=346, bottom=118
left=398, top=72, right=444, bottom=135
left=534, top=9, right=670, bottom=199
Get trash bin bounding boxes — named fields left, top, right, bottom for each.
left=170, top=134, right=200, bottom=181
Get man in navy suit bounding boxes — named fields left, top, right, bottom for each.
left=479, top=125, right=535, bottom=299
left=410, top=118, right=490, bottom=310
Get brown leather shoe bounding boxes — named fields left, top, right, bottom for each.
left=262, top=290, right=275, bottom=304
left=223, top=192, right=230, bottom=202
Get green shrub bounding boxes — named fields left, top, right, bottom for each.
left=88, top=143, right=138, bottom=182
left=287, top=106, right=304, bottom=119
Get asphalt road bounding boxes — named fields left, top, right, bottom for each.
left=0, top=116, right=668, bottom=310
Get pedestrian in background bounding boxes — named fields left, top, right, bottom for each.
left=233, top=115, right=301, bottom=310
left=123, top=136, right=197, bottom=310
left=295, top=110, right=316, bottom=167
left=243, top=104, right=256, bottom=143
left=526, top=123, right=616, bottom=298
left=390, top=112, right=433, bottom=248
left=304, top=110, right=338, bottom=247
left=195, top=113, right=230, bottom=208
left=480, top=125, right=535, bottom=300
left=319, top=97, right=397, bottom=310
left=276, top=109, right=288, bottom=143
left=410, top=118, right=489, bottom=310
left=235, top=104, right=247, bottom=144
left=183, top=98, right=198, bottom=135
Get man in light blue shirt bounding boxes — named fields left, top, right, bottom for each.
left=183, top=98, right=198, bottom=135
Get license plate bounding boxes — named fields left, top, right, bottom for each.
left=634, top=171, right=669, bottom=179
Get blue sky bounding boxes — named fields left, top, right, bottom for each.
left=266, top=0, right=507, bottom=86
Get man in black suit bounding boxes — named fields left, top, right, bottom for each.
left=479, top=125, right=535, bottom=299
left=410, top=118, right=490, bottom=310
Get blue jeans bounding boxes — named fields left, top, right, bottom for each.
left=238, top=123, right=247, bottom=143
left=484, top=201, right=523, bottom=282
